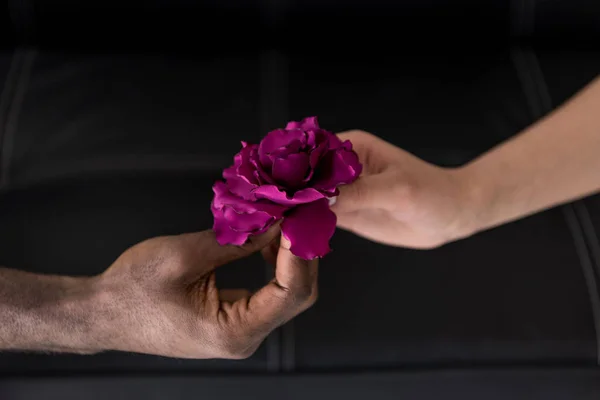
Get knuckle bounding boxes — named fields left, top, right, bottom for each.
left=296, top=284, right=314, bottom=303
left=288, top=283, right=316, bottom=307
left=304, top=290, right=318, bottom=310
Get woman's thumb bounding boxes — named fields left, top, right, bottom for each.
left=331, top=175, right=381, bottom=213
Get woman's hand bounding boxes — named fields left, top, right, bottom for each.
left=332, top=130, right=478, bottom=249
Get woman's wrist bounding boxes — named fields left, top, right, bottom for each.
left=452, top=156, right=531, bottom=239
left=447, top=164, right=494, bottom=241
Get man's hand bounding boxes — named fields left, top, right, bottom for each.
left=97, top=226, right=317, bottom=359
left=332, top=130, right=477, bottom=249
left=0, top=225, right=318, bottom=359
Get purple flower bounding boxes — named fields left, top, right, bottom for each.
left=211, top=116, right=362, bottom=260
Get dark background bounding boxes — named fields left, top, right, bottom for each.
left=0, top=0, right=600, bottom=398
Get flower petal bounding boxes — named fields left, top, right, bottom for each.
left=223, top=206, right=275, bottom=233
left=251, top=157, right=276, bottom=185
left=253, top=185, right=325, bottom=206
left=272, top=153, right=310, bottom=188
left=309, top=141, right=328, bottom=169
left=212, top=205, right=251, bottom=246
left=223, top=166, right=257, bottom=201
left=311, top=147, right=363, bottom=191
left=281, top=198, right=337, bottom=260
left=259, top=128, right=307, bottom=168
left=306, top=127, right=342, bottom=150
left=285, top=116, right=320, bottom=131
left=213, top=181, right=287, bottom=217
left=327, top=132, right=345, bottom=149
left=268, top=139, right=304, bottom=160
left=234, top=142, right=260, bottom=183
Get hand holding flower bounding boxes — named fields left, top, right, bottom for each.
left=212, top=117, right=362, bottom=260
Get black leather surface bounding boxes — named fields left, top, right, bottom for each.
left=0, top=0, right=600, bottom=398
left=535, top=0, right=600, bottom=43
left=0, top=52, right=15, bottom=177
left=19, top=1, right=514, bottom=51
left=0, top=3, right=12, bottom=45
left=4, top=52, right=261, bottom=188
left=587, top=198, right=600, bottom=248
left=0, top=54, right=13, bottom=113
left=0, top=47, right=599, bottom=377
left=3, top=0, right=600, bottom=51
left=294, top=211, right=596, bottom=370
left=288, top=48, right=530, bottom=166
left=4, top=48, right=534, bottom=187
left=3, top=369, right=600, bottom=400
left=537, top=49, right=600, bottom=108
left=27, top=1, right=263, bottom=51
left=535, top=49, right=600, bottom=334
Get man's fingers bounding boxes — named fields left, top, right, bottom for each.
left=274, top=237, right=318, bottom=302
left=204, top=223, right=281, bottom=268
left=241, top=236, right=319, bottom=334
left=260, top=236, right=280, bottom=267
left=219, top=289, right=252, bottom=303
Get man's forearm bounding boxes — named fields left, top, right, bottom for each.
left=461, top=76, right=600, bottom=233
left=0, top=267, right=109, bottom=353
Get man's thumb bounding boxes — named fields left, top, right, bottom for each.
left=207, top=222, right=281, bottom=267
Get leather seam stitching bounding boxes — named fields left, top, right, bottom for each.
left=576, top=203, right=600, bottom=282
left=0, top=50, right=24, bottom=190
left=564, top=206, right=600, bottom=365
left=574, top=201, right=600, bottom=320
left=510, top=0, right=536, bottom=38
left=0, top=48, right=36, bottom=189
left=260, top=49, right=291, bottom=373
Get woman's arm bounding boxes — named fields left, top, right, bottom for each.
left=332, top=76, right=600, bottom=248
left=463, top=76, right=600, bottom=234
